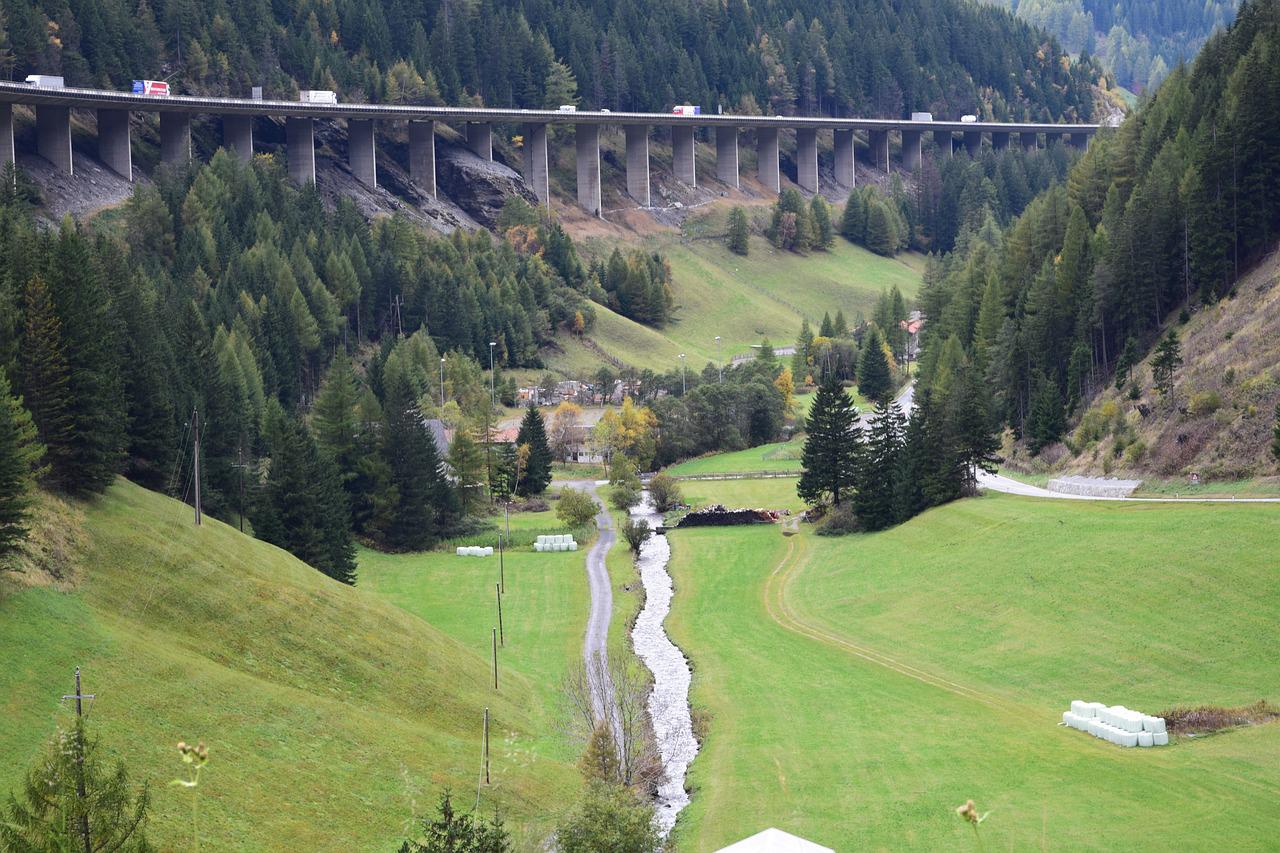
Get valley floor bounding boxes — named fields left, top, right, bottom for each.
left=663, top=478, right=1280, bottom=849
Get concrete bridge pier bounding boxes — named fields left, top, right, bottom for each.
left=36, top=105, right=73, bottom=174
left=992, top=131, right=1010, bottom=152
left=159, top=112, right=191, bottom=166
left=576, top=123, right=601, bottom=216
left=286, top=117, right=315, bottom=185
left=223, top=115, right=254, bottom=163
left=521, top=123, right=548, bottom=206
left=869, top=129, right=889, bottom=171
left=934, top=130, right=953, bottom=157
left=756, top=127, right=780, bottom=193
left=901, top=129, right=922, bottom=172
left=833, top=128, right=855, bottom=188
left=625, top=125, right=650, bottom=206
left=466, top=122, right=492, bottom=161
left=348, top=118, right=376, bottom=186
left=1020, top=131, right=1039, bottom=150
left=97, top=109, right=132, bottom=179
left=409, top=120, right=436, bottom=198
left=963, top=130, right=982, bottom=157
left=795, top=127, right=818, bottom=193
left=0, top=104, right=12, bottom=171
left=1069, top=132, right=1090, bottom=151
left=716, top=126, right=739, bottom=188
left=672, top=125, right=696, bottom=187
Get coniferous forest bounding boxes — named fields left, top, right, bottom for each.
left=0, top=0, right=1096, bottom=121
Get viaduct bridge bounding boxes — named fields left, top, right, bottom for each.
left=0, top=81, right=1099, bottom=215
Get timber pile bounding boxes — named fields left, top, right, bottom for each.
left=675, top=504, right=784, bottom=527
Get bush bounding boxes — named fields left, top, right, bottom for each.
left=648, top=473, right=683, bottom=512
left=1127, top=383, right=1141, bottom=400
left=556, top=782, right=659, bottom=853
left=1123, top=440, right=1147, bottom=465
left=557, top=489, right=599, bottom=527
left=622, top=518, right=651, bottom=554
left=815, top=503, right=860, bottom=536
left=399, top=789, right=510, bottom=852
left=609, top=483, right=640, bottom=511
left=1188, top=390, right=1222, bottom=416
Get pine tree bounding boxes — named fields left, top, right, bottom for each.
left=857, top=325, right=893, bottom=404
left=819, top=312, right=834, bottom=338
left=854, top=400, right=904, bottom=531
left=1027, top=372, right=1065, bottom=454
left=313, top=350, right=363, bottom=483
left=832, top=310, right=849, bottom=338
left=946, top=368, right=1002, bottom=495
left=447, top=426, right=486, bottom=515
left=865, top=199, right=898, bottom=256
left=515, top=405, right=553, bottom=496
left=1150, top=330, right=1182, bottom=395
left=727, top=206, right=749, bottom=256
left=381, top=372, right=457, bottom=550
left=44, top=222, right=126, bottom=495
left=1114, top=336, right=1140, bottom=390
left=0, top=369, right=46, bottom=554
left=810, top=195, right=834, bottom=249
left=840, top=192, right=866, bottom=243
left=18, top=275, right=73, bottom=489
left=2, top=716, right=151, bottom=852
left=797, top=372, right=860, bottom=507
left=792, top=318, right=814, bottom=384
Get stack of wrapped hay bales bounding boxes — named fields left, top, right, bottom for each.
left=533, top=534, right=578, bottom=553
left=455, top=546, right=494, bottom=557
left=1062, top=700, right=1168, bottom=746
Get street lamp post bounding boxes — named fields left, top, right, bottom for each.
left=679, top=353, right=686, bottom=396
left=489, top=342, right=496, bottom=407
left=716, top=335, right=722, bottom=383
left=440, top=356, right=446, bottom=408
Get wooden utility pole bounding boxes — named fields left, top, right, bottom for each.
left=234, top=442, right=248, bottom=533
left=191, top=409, right=202, bottom=526
left=496, top=583, right=504, bottom=646
left=482, top=707, right=490, bottom=785
left=492, top=628, right=498, bottom=690
left=62, top=668, right=95, bottom=853
left=498, top=535, right=505, bottom=594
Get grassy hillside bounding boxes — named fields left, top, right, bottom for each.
left=665, top=481, right=1280, bottom=849
left=548, top=209, right=924, bottom=375
left=0, top=480, right=580, bottom=850
left=1023, top=249, right=1280, bottom=486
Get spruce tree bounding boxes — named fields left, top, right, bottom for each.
left=1150, top=331, right=1182, bottom=395
left=515, top=405, right=553, bottom=496
left=313, top=350, right=363, bottom=484
left=810, top=195, right=834, bottom=249
left=832, top=310, right=849, bottom=338
left=865, top=199, right=897, bottom=256
left=44, top=221, right=126, bottom=495
left=382, top=372, right=455, bottom=551
left=946, top=368, right=1002, bottom=495
left=792, top=319, right=814, bottom=384
left=1027, top=372, right=1065, bottom=454
left=2, top=716, right=151, bottom=852
left=447, top=427, right=487, bottom=515
left=1114, top=336, right=1140, bottom=390
left=0, top=369, right=46, bottom=554
left=840, top=191, right=867, bottom=244
left=857, top=325, right=893, bottom=404
left=18, top=275, right=73, bottom=489
left=819, top=312, right=834, bottom=338
left=797, top=372, right=860, bottom=507
left=727, top=206, right=749, bottom=256
left=854, top=400, right=904, bottom=531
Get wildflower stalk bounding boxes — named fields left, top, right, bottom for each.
left=173, top=740, right=210, bottom=852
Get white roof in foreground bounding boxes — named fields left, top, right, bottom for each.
left=714, top=828, right=835, bottom=853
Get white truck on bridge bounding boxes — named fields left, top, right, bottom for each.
left=24, top=75, right=64, bottom=89
left=299, top=90, right=338, bottom=105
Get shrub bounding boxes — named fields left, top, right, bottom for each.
left=816, top=503, right=860, bottom=536
left=556, top=782, right=659, bottom=853
left=1188, top=390, right=1222, bottom=417
left=557, top=489, right=599, bottom=527
left=1123, top=440, right=1147, bottom=465
left=609, top=482, right=640, bottom=511
left=622, top=518, right=651, bottom=554
left=400, top=789, right=510, bottom=852
left=1127, top=383, right=1141, bottom=400
left=648, top=473, right=683, bottom=512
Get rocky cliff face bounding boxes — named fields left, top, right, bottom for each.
left=435, top=143, right=539, bottom=230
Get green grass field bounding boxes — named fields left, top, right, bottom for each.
left=0, top=480, right=581, bottom=851
left=548, top=218, right=923, bottom=375
left=665, top=485, right=1280, bottom=850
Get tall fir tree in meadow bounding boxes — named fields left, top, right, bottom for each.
left=727, top=206, right=749, bottom=256
left=515, top=405, right=553, bottom=496
left=854, top=400, right=904, bottom=531
left=810, top=195, right=834, bottom=249
left=840, top=191, right=867, bottom=243
left=946, top=368, right=1002, bottom=495
left=313, top=350, right=363, bottom=485
left=857, top=325, right=893, bottom=404
left=381, top=372, right=457, bottom=551
left=0, top=369, right=46, bottom=554
left=18, top=275, right=73, bottom=490
left=797, top=372, right=861, bottom=507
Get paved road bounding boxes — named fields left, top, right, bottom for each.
left=570, top=479, right=617, bottom=722
left=895, top=382, right=1280, bottom=503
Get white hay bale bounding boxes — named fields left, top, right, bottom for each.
left=1062, top=711, right=1073, bottom=726
left=569, top=541, right=578, bottom=551
left=1087, top=702, right=1105, bottom=718
left=1118, top=730, right=1139, bottom=747
left=1071, top=700, right=1086, bottom=716
left=1146, top=716, right=1166, bottom=734
left=1153, top=731, right=1169, bottom=746
left=456, top=547, right=465, bottom=556
left=1087, top=720, right=1102, bottom=737
left=1138, top=731, right=1154, bottom=747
